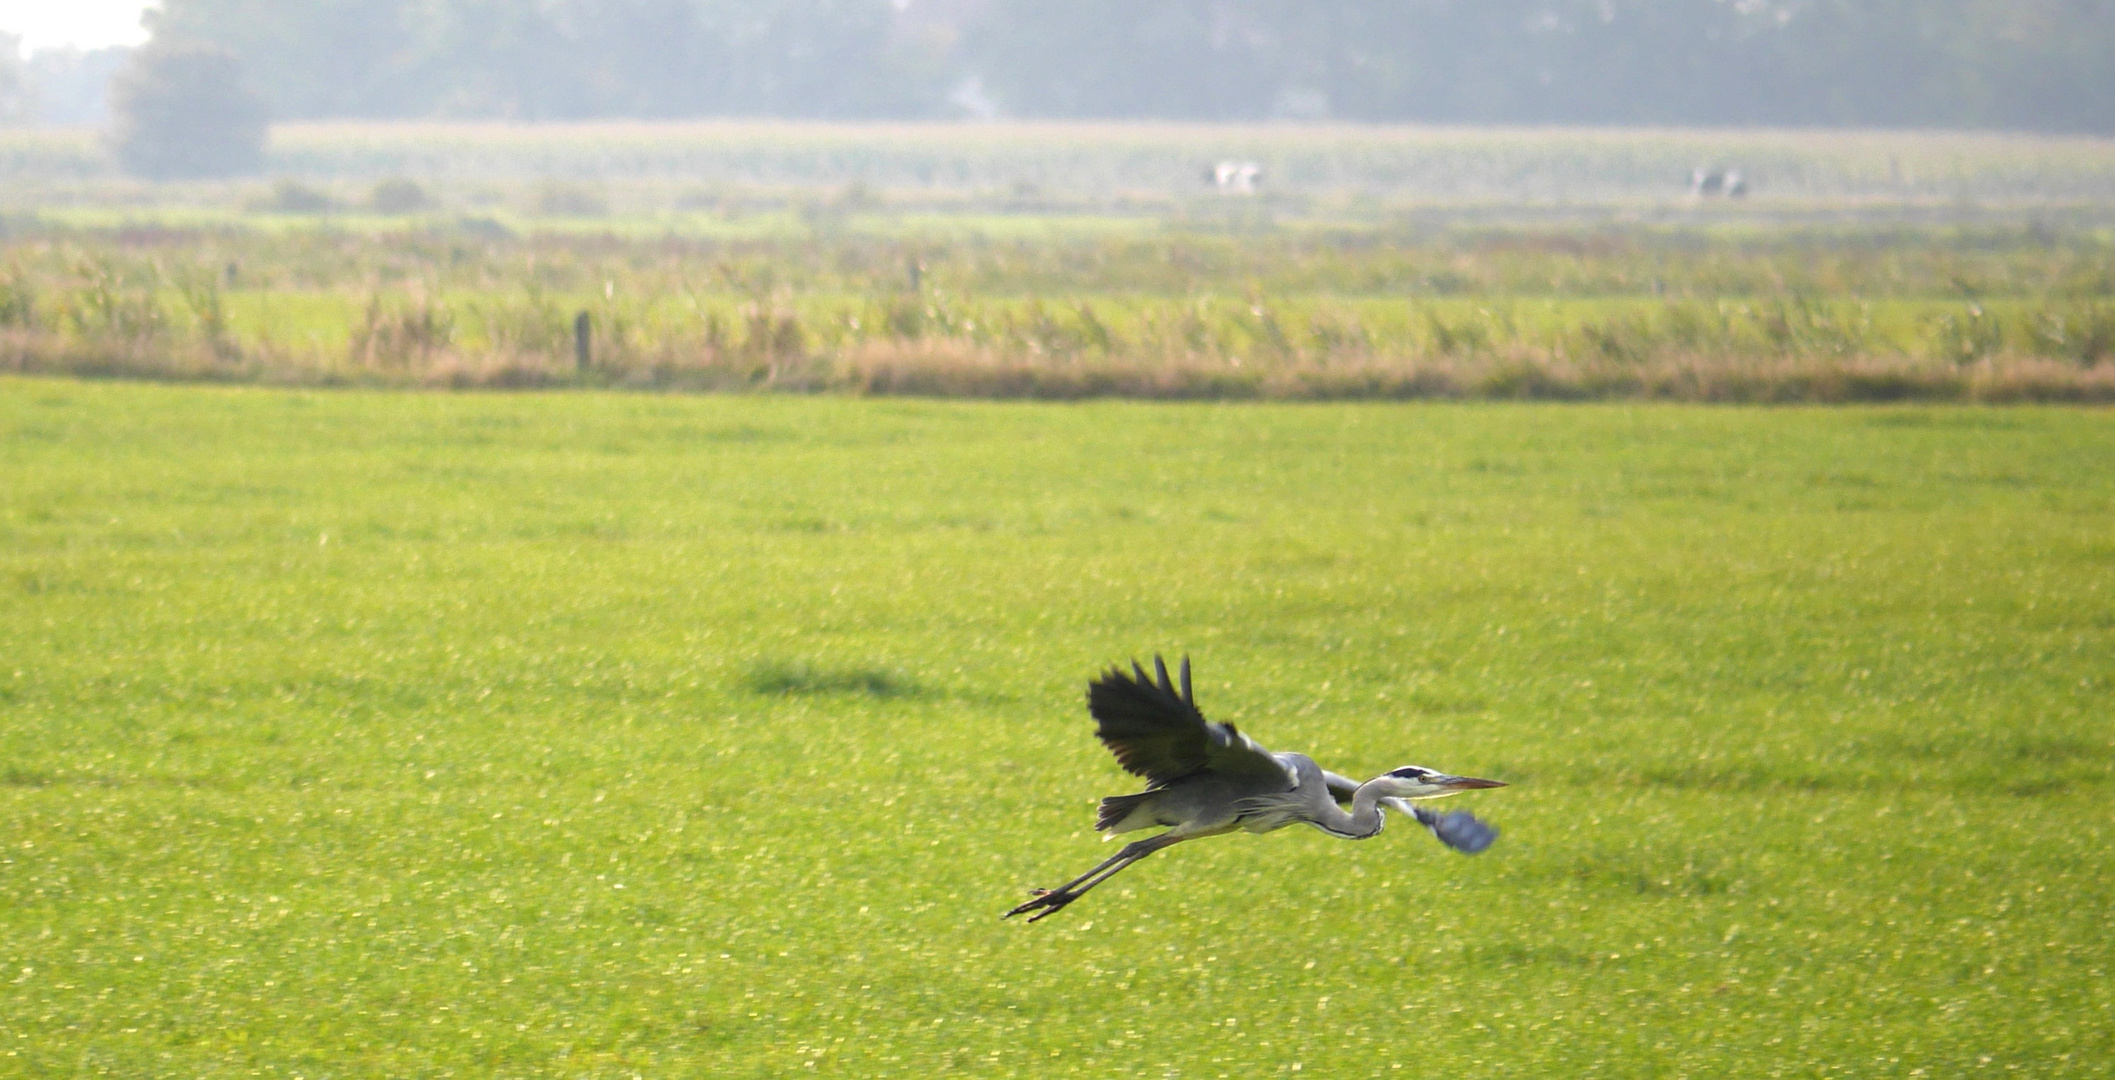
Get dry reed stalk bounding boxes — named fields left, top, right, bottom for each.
left=833, top=340, right=2115, bottom=404
left=0, top=329, right=259, bottom=383
left=1966, top=356, right=2115, bottom=403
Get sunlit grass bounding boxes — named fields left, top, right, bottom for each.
left=1, top=381, right=2108, bottom=1075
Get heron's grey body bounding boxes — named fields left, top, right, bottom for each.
left=1101, top=752, right=1386, bottom=839
left=1005, top=657, right=1506, bottom=922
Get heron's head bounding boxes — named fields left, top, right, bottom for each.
left=1377, top=766, right=1507, bottom=800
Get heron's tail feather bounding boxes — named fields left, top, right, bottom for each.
left=1095, top=792, right=1157, bottom=834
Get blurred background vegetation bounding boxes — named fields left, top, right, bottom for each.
left=0, top=217, right=2108, bottom=401
left=0, top=2, right=2107, bottom=400
left=5, top=0, right=2115, bottom=131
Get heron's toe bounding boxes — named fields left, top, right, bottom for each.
left=1025, top=899, right=1074, bottom=924
left=1004, top=888, right=1079, bottom=920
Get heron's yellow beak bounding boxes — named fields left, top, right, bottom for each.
left=1442, top=776, right=1507, bottom=791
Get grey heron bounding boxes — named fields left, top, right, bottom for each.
left=1005, top=657, right=1506, bottom=923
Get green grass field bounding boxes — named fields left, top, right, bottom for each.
left=2, top=380, right=2110, bottom=1076
left=9, top=121, right=2115, bottom=213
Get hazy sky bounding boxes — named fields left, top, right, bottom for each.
left=0, top=0, right=155, bottom=54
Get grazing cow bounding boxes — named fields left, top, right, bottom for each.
left=1208, top=160, right=1263, bottom=195
left=1691, top=166, right=1750, bottom=199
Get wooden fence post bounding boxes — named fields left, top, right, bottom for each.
left=574, top=310, right=591, bottom=371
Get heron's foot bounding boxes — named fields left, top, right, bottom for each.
left=1421, top=809, right=1499, bottom=855
left=1004, top=888, right=1081, bottom=922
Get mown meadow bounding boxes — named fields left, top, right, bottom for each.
left=1, top=380, right=2109, bottom=1076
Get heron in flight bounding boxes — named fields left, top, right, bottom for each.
left=1006, top=657, right=1507, bottom=923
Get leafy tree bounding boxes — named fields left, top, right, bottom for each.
left=147, top=0, right=942, bottom=120
left=965, top=0, right=2115, bottom=131
left=128, top=0, right=2115, bottom=131
left=110, top=43, right=269, bottom=179
left=963, top=0, right=1281, bottom=119
left=0, top=33, right=33, bottom=124
left=25, top=47, right=135, bottom=124
left=147, top=0, right=426, bottom=117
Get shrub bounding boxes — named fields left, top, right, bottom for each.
left=1931, top=304, right=2005, bottom=366
left=63, top=260, right=167, bottom=342
left=0, top=266, right=34, bottom=328
left=532, top=182, right=607, bottom=217
left=369, top=178, right=432, bottom=214
left=2023, top=302, right=2115, bottom=368
left=249, top=179, right=334, bottom=214
left=351, top=293, right=454, bottom=368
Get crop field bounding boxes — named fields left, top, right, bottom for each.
left=1, top=380, right=2110, bottom=1076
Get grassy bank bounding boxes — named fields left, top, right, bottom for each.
left=1, top=382, right=2109, bottom=1075
left=1, top=223, right=2111, bottom=401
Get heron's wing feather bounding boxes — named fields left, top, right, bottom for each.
left=1088, top=657, right=1285, bottom=789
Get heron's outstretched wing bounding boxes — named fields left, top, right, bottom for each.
left=1088, top=657, right=1286, bottom=790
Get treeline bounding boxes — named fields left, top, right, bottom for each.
left=142, top=0, right=2115, bottom=131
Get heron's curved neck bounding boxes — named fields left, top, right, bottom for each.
left=1312, top=783, right=1388, bottom=840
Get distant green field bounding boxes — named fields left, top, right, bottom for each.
left=1, top=380, right=2108, bottom=1076
left=8, top=120, right=2115, bottom=222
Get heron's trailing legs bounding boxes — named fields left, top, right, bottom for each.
left=1005, top=833, right=1185, bottom=923
left=1392, top=799, right=1501, bottom=855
